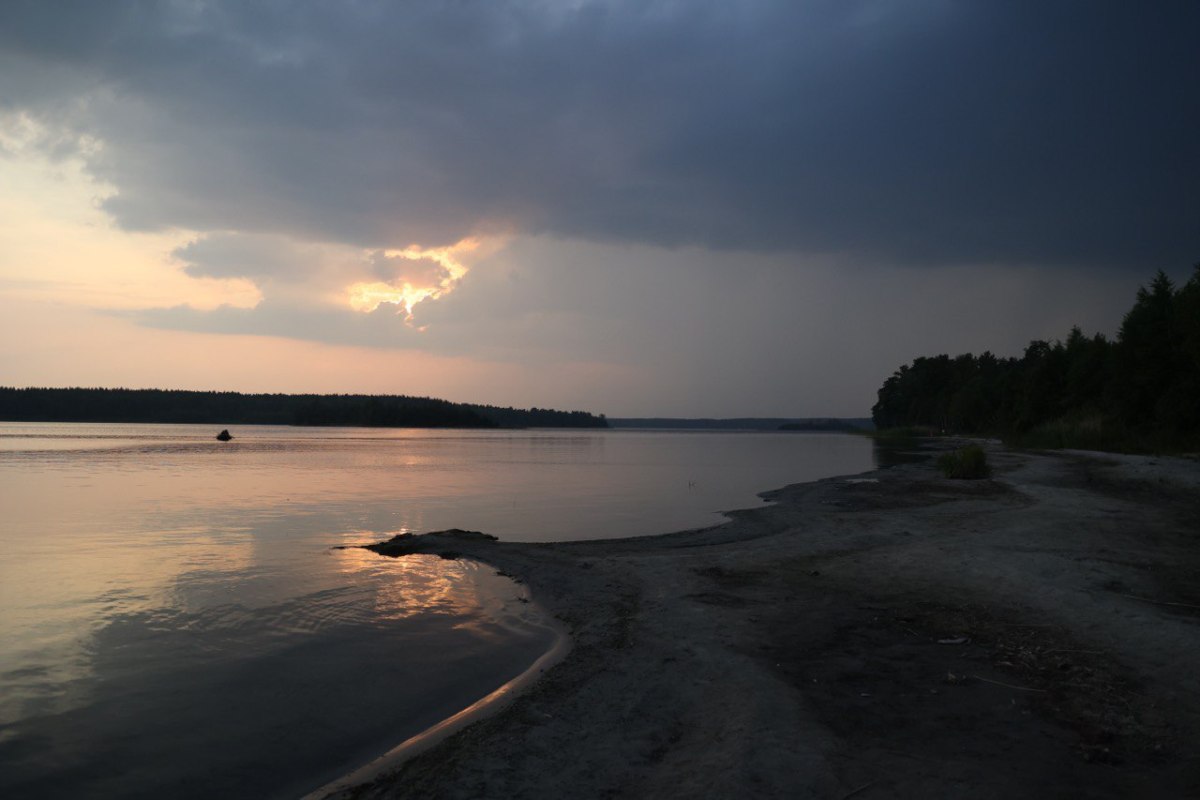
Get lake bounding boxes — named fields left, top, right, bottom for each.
left=0, top=423, right=875, bottom=798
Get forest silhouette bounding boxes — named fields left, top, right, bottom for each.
left=872, top=265, right=1200, bottom=452
left=0, top=388, right=608, bottom=429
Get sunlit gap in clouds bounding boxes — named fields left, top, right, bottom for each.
left=347, top=238, right=480, bottom=324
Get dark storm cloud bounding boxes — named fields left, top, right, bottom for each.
left=1, top=0, right=1197, bottom=268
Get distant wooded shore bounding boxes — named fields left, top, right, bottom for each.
left=0, top=387, right=608, bottom=429
left=609, top=417, right=872, bottom=431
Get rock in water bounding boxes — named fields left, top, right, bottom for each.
left=216, top=429, right=233, bottom=441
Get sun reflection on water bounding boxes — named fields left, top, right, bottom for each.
left=331, top=536, right=481, bottom=622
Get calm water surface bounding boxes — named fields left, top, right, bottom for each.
left=0, top=423, right=875, bottom=798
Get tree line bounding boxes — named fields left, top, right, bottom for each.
left=611, top=417, right=872, bottom=431
left=872, top=266, right=1200, bottom=452
left=0, top=387, right=609, bottom=429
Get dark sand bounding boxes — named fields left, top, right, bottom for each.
left=323, top=441, right=1200, bottom=799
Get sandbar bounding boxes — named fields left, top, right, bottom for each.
left=322, top=441, right=1200, bottom=798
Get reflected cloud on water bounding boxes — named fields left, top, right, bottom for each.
left=0, top=523, right=552, bottom=800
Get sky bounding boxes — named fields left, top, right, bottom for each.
left=0, top=1, right=1196, bottom=417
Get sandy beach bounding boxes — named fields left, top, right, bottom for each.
left=324, top=441, right=1200, bottom=799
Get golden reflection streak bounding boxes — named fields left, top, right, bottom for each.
left=333, top=534, right=479, bottom=622
left=347, top=238, right=478, bottom=322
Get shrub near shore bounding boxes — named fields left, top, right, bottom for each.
left=937, top=444, right=991, bottom=479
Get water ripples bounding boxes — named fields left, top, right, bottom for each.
left=0, top=422, right=874, bottom=799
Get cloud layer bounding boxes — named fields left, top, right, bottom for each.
left=2, top=0, right=1196, bottom=267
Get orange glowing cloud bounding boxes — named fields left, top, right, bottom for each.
left=347, top=238, right=479, bottom=321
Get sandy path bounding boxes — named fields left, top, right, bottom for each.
left=325, top=442, right=1200, bottom=799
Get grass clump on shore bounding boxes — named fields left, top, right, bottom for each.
left=870, top=426, right=939, bottom=440
left=1007, top=416, right=1196, bottom=455
left=937, top=444, right=991, bottom=479
left=853, top=426, right=939, bottom=449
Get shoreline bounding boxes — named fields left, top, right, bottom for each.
left=302, top=605, right=571, bottom=800
left=321, top=441, right=1200, bottom=798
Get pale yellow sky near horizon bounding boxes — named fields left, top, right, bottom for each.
left=0, top=139, right=261, bottom=311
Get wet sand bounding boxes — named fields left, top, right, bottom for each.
left=323, top=441, right=1200, bottom=799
